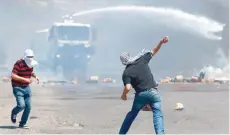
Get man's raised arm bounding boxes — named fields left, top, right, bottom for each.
left=151, top=36, right=169, bottom=56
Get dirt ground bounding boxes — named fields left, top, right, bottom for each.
left=0, top=83, right=229, bottom=134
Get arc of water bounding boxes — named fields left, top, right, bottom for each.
left=36, top=29, right=49, bottom=33
left=72, top=6, right=225, bottom=40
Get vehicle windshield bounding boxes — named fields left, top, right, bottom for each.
left=57, top=26, right=90, bottom=41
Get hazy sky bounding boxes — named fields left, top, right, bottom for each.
left=0, top=0, right=228, bottom=78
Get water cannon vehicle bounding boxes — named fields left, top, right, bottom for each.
left=31, top=15, right=96, bottom=81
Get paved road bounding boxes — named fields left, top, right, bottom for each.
left=0, top=83, right=228, bottom=134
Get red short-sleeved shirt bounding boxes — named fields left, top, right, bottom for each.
left=11, top=59, right=33, bottom=86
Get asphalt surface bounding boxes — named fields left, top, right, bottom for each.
left=0, top=83, right=229, bottom=134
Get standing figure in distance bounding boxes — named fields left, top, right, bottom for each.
left=119, top=36, right=169, bottom=134
left=11, top=49, right=39, bottom=129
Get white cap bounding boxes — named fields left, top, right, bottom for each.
left=24, top=49, right=34, bottom=57
left=22, top=49, right=34, bottom=60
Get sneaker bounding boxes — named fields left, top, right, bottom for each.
left=19, top=125, right=30, bottom=129
left=11, top=111, right=17, bottom=124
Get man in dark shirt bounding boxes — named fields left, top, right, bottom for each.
left=119, top=36, right=168, bottom=134
left=11, top=49, right=39, bottom=129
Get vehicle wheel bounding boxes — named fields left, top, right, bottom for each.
left=62, top=65, right=75, bottom=81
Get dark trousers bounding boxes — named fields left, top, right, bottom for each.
left=12, top=86, right=31, bottom=126
left=119, top=88, right=164, bottom=134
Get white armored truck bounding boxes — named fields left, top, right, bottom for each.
left=31, top=20, right=95, bottom=81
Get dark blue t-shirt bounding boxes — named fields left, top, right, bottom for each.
left=122, top=52, right=158, bottom=93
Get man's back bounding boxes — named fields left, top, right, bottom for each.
left=123, top=52, right=158, bottom=93
left=119, top=36, right=168, bottom=134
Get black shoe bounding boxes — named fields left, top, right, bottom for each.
left=19, top=124, right=30, bottom=129
left=11, top=110, right=17, bottom=124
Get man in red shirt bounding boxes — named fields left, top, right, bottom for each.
left=11, top=49, right=39, bottom=129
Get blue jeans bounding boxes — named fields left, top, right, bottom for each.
left=12, top=86, right=31, bottom=126
left=119, top=88, right=164, bottom=134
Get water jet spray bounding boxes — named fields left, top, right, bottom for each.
left=72, top=6, right=225, bottom=40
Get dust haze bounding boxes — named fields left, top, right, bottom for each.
left=0, top=0, right=228, bottom=79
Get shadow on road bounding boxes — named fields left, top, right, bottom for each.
left=0, top=126, right=18, bottom=129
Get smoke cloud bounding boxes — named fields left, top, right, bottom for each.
left=0, top=0, right=228, bottom=80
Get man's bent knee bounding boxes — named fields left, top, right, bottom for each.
left=17, top=103, right=25, bottom=109
left=25, top=105, right=31, bottom=111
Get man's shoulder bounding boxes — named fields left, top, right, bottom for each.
left=123, top=68, right=130, bottom=76
left=137, top=52, right=153, bottom=64
left=13, top=59, right=22, bottom=66
left=122, top=69, right=127, bottom=75
left=15, top=59, right=23, bottom=64
left=143, top=52, right=153, bottom=58
left=14, top=59, right=26, bottom=68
